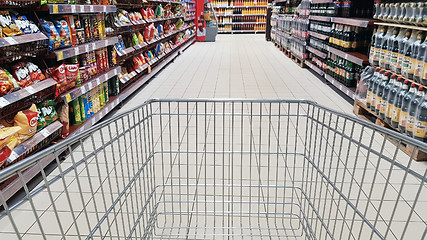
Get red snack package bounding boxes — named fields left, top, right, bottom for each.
left=12, top=61, right=33, bottom=88
left=14, top=104, right=38, bottom=144
left=64, top=15, right=78, bottom=46
left=65, top=63, right=79, bottom=89
left=144, top=25, right=150, bottom=41
left=149, top=24, right=155, bottom=41
left=138, top=53, right=146, bottom=65
left=141, top=9, right=148, bottom=20
left=26, top=62, right=46, bottom=82
left=53, top=64, right=67, bottom=96
left=147, top=8, right=155, bottom=19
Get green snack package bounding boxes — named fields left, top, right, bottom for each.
left=70, top=99, right=82, bottom=125
left=131, top=33, right=139, bottom=46
left=37, top=100, right=58, bottom=126
left=36, top=107, right=47, bottom=130
left=79, top=96, right=85, bottom=122
left=99, top=85, right=105, bottom=108
left=103, top=81, right=109, bottom=103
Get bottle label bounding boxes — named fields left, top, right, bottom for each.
left=371, top=96, right=376, bottom=108
left=367, top=91, right=372, bottom=104
left=386, top=103, right=394, bottom=118
left=380, top=101, right=387, bottom=114
left=380, top=49, right=387, bottom=62
left=414, top=121, right=427, bottom=139
left=343, top=1, right=351, bottom=8
left=370, top=46, right=375, bottom=61
left=342, top=41, right=350, bottom=49
left=399, top=110, right=408, bottom=127
left=415, top=61, right=423, bottom=78
left=423, top=62, right=427, bottom=80
left=392, top=106, right=401, bottom=122
left=408, top=57, right=417, bottom=74
left=377, top=97, right=382, bottom=111
left=397, top=53, right=404, bottom=68
left=351, top=41, right=357, bottom=49
left=407, top=116, right=415, bottom=132
left=385, top=50, right=392, bottom=64
left=374, top=48, right=381, bottom=61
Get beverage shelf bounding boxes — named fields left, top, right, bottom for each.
left=374, top=22, right=427, bottom=32
left=312, top=0, right=332, bottom=3
left=214, top=5, right=267, bottom=8
left=218, top=30, right=265, bottom=33
left=0, top=78, right=57, bottom=109
left=44, top=4, right=116, bottom=14
left=309, top=15, right=331, bottom=22
left=308, top=31, right=329, bottom=41
left=217, top=14, right=266, bottom=17
left=184, top=16, right=195, bottom=21
left=0, top=32, right=47, bottom=48
left=307, top=46, right=327, bottom=59
left=332, top=17, right=376, bottom=28
left=219, top=22, right=266, bottom=25
left=60, top=66, right=121, bottom=104
left=54, top=36, right=118, bottom=61
left=326, top=45, right=368, bottom=66
left=324, top=73, right=355, bottom=99
left=305, top=60, right=325, bottom=76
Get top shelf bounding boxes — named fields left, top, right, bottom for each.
left=309, top=15, right=376, bottom=28
left=374, top=22, right=427, bottom=32
left=43, top=4, right=117, bottom=14
left=214, top=5, right=267, bottom=9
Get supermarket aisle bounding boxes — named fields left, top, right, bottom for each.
left=115, top=34, right=353, bottom=115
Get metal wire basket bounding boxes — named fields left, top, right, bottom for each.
left=0, top=99, right=426, bottom=239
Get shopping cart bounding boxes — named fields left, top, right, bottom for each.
left=0, top=99, right=426, bottom=240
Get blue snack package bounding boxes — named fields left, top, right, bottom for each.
left=54, top=19, right=71, bottom=48
left=157, top=24, right=163, bottom=36
left=155, top=43, right=163, bottom=56
left=40, top=19, right=60, bottom=51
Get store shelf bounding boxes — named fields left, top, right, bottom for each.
left=219, top=22, right=266, bottom=25
left=54, top=36, right=118, bottom=61
left=184, top=16, right=195, bottom=21
left=308, top=31, right=329, bottom=41
left=326, top=45, right=368, bottom=66
left=374, top=22, right=427, bottom=32
left=116, top=47, right=136, bottom=57
left=60, top=66, right=121, bottom=104
left=217, top=14, right=266, bottom=17
left=332, top=17, right=376, bottom=28
left=218, top=30, right=265, bottom=33
left=214, top=5, right=267, bottom=8
left=309, top=15, right=331, bottom=22
left=324, top=73, right=355, bottom=99
left=305, top=60, right=324, bottom=76
left=307, top=46, right=327, bottom=59
left=0, top=78, right=57, bottom=109
left=45, top=4, right=116, bottom=14
left=147, top=0, right=181, bottom=4
left=0, top=33, right=47, bottom=48
left=7, top=121, right=63, bottom=164
left=312, top=0, right=332, bottom=3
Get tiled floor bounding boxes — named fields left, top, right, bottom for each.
left=0, top=35, right=426, bottom=239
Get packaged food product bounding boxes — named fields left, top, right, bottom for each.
left=103, top=81, right=109, bottom=104
left=131, top=32, right=139, bottom=46
left=14, top=104, right=38, bottom=144
left=147, top=8, right=155, bottom=19
left=64, top=15, right=78, bottom=46
left=13, top=15, right=40, bottom=35
left=40, top=19, right=60, bottom=51
left=0, top=69, right=17, bottom=96
left=26, top=62, right=46, bottom=82
left=0, top=10, right=23, bottom=37
left=144, top=26, right=150, bottom=41
left=149, top=24, right=155, bottom=40
left=79, top=96, right=85, bottom=122
left=53, top=64, right=67, bottom=96
left=70, top=98, right=82, bottom=125
left=156, top=4, right=164, bottom=18
left=0, top=126, right=21, bottom=150
left=38, top=100, right=58, bottom=126
left=136, top=31, right=144, bottom=43
left=12, top=61, right=33, bottom=88
left=92, top=16, right=99, bottom=40
left=0, top=134, right=19, bottom=166
left=54, top=19, right=72, bottom=48
left=157, top=24, right=163, bottom=36
left=57, top=104, right=69, bottom=138
left=65, top=63, right=79, bottom=88
left=141, top=9, right=148, bottom=20
left=36, top=107, right=47, bottom=130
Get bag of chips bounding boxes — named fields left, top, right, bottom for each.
left=131, top=32, right=139, bottom=46
left=147, top=8, right=155, bottom=19
left=12, top=61, right=33, bottom=88
left=65, top=63, right=79, bottom=89
left=57, top=104, right=69, bottom=138
left=38, top=100, right=58, bottom=126
left=0, top=135, right=19, bottom=167
left=157, top=24, right=163, bottom=36
left=36, top=107, right=47, bottom=130
left=53, top=64, right=67, bottom=97
left=12, top=15, right=34, bottom=35
left=136, top=32, right=144, bottom=43
left=0, top=10, right=23, bottom=37
left=0, top=126, right=21, bottom=150
left=14, top=104, right=38, bottom=144
left=40, top=19, right=60, bottom=51
left=26, top=62, right=46, bottom=82
left=141, top=9, right=148, bottom=20
left=144, top=26, right=150, bottom=41
left=54, top=19, right=72, bottom=48
left=0, top=70, right=15, bottom=96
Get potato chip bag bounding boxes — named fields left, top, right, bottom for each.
left=0, top=10, right=23, bottom=37
left=14, top=104, right=38, bottom=144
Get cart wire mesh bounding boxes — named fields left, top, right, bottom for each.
left=0, top=99, right=426, bottom=239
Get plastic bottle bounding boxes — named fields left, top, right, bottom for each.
left=393, top=79, right=410, bottom=128
left=381, top=74, right=397, bottom=120
left=387, top=76, right=403, bottom=124
left=367, top=67, right=381, bottom=108
left=376, top=71, right=390, bottom=115
left=399, top=83, right=417, bottom=133
left=369, top=27, right=378, bottom=65
left=392, top=3, right=401, bottom=23
left=398, top=3, right=407, bottom=23
left=385, top=28, right=399, bottom=70
left=401, top=30, right=419, bottom=78
left=390, top=28, right=405, bottom=73
left=414, top=92, right=427, bottom=142
left=407, top=86, right=425, bottom=137
left=414, top=35, right=427, bottom=83
left=379, top=27, right=395, bottom=69
left=371, top=69, right=385, bottom=112
left=373, top=3, right=381, bottom=19
left=397, top=29, right=411, bottom=74
left=373, top=26, right=387, bottom=67
left=407, top=32, right=425, bottom=80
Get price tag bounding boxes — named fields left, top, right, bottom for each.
left=88, top=82, right=93, bottom=89
left=25, top=86, right=36, bottom=94
left=90, top=5, right=94, bottom=12
left=92, top=118, right=96, bottom=125
left=52, top=4, right=59, bottom=14
left=57, top=51, right=64, bottom=61
left=96, top=79, right=101, bottom=85
left=147, top=65, right=151, bottom=73
left=103, top=6, right=107, bottom=12
left=339, top=85, right=343, bottom=90
left=81, top=85, right=87, bottom=93
left=71, top=5, right=76, bottom=12
left=3, top=37, right=18, bottom=45
left=0, top=97, right=9, bottom=108
left=91, top=43, right=96, bottom=50
left=75, top=47, right=80, bottom=55
left=85, top=44, right=89, bottom=52
left=40, top=128, right=50, bottom=138
left=80, top=5, right=84, bottom=12
left=8, top=151, right=19, bottom=163
left=65, top=94, right=72, bottom=103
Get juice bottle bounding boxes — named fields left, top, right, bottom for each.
left=387, top=76, right=403, bottom=124
left=399, top=83, right=417, bottom=133
left=371, top=69, right=385, bottom=112
left=390, top=28, right=404, bottom=73
left=366, top=67, right=381, bottom=108
left=376, top=71, right=390, bottom=115
left=379, top=27, right=396, bottom=69
left=401, top=30, right=419, bottom=78
left=407, top=86, right=425, bottom=137
left=385, top=28, right=399, bottom=70
left=397, top=29, right=411, bottom=74
left=414, top=35, right=427, bottom=83
left=373, top=26, right=387, bottom=67
left=414, top=93, right=427, bottom=142
left=392, top=79, right=409, bottom=128
left=407, top=32, right=425, bottom=80
left=381, top=74, right=397, bottom=120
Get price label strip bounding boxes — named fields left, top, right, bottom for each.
left=8, top=151, right=20, bottom=163
left=25, top=86, right=36, bottom=94
left=0, top=97, right=10, bottom=108
left=39, top=128, right=50, bottom=138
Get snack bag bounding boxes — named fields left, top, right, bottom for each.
left=14, top=104, right=38, bottom=144
left=26, top=62, right=46, bottom=82
left=141, top=9, right=148, bottom=20
left=36, top=107, right=47, bottom=130
left=135, top=12, right=143, bottom=21
left=157, top=24, right=163, bottom=36
left=65, top=63, right=79, bottom=89
left=149, top=24, right=156, bottom=39
left=156, top=4, right=164, bottom=18
left=144, top=26, right=150, bottom=41
left=137, top=32, right=144, bottom=43
left=12, top=61, right=33, bottom=88
left=0, top=126, right=21, bottom=150
left=54, top=19, right=72, bottom=48
left=64, top=15, right=78, bottom=46
left=0, top=135, right=19, bottom=167
left=53, top=64, right=67, bottom=96
left=131, top=32, right=139, bottom=46
left=147, top=8, right=155, bottom=19
left=0, top=70, right=16, bottom=96
left=70, top=99, right=82, bottom=125
left=38, top=100, right=58, bottom=127
left=57, top=104, right=69, bottom=138
left=12, top=15, right=35, bottom=35
left=40, top=19, right=60, bottom=51
left=0, top=10, right=23, bottom=37
left=79, top=96, right=85, bottom=122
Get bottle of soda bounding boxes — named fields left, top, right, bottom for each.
left=376, top=71, right=390, bottom=115
left=371, top=69, right=385, bottom=112
left=414, top=92, right=427, bottom=142
left=379, top=27, right=395, bottom=69
left=397, top=29, right=411, bottom=74
left=367, top=67, right=381, bottom=108
left=399, top=83, right=417, bottom=133
left=393, top=79, right=409, bottom=128
left=408, top=32, right=425, bottom=80
left=381, top=74, right=397, bottom=121
left=401, top=30, right=419, bottom=78
left=342, top=1, right=351, bottom=17
left=406, top=86, right=425, bottom=137
left=369, top=27, right=378, bottom=65
left=387, top=77, right=403, bottom=124
left=390, top=28, right=404, bottom=73
left=334, top=1, right=342, bottom=17
left=374, top=26, right=387, bottom=67
left=385, top=28, right=399, bottom=70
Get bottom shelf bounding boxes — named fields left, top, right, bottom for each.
left=324, top=74, right=356, bottom=99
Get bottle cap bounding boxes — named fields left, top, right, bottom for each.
left=411, top=83, right=416, bottom=87
left=391, top=74, right=397, bottom=78
left=375, top=67, right=381, bottom=71
left=384, top=72, right=390, bottom=76
left=419, top=86, right=424, bottom=91
left=398, top=77, right=404, bottom=81
left=380, top=70, right=385, bottom=73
